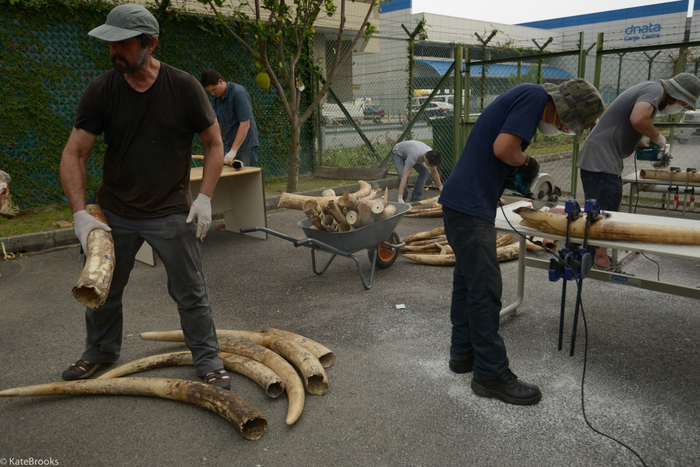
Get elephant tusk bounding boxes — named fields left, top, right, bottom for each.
left=219, top=352, right=285, bottom=398
left=260, top=328, right=335, bottom=368
left=0, top=377, right=267, bottom=440
left=97, top=351, right=284, bottom=399
left=98, top=351, right=193, bottom=378
left=141, top=331, right=305, bottom=425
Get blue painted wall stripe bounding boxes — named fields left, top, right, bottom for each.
left=518, top=1, right=689, bottom=29
left=381, top=0, right=412, bottom=14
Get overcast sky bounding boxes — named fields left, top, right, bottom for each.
left=411, top=0, right=694, bottom=25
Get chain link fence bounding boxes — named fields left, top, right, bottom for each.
left=5, top=1, right=700, bottom=219
left=1, top=3, right=308, bottom=209
left=595, top=38, right=700, bottom=216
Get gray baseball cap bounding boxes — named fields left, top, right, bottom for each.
left=88, top=4, right=159, bottom=42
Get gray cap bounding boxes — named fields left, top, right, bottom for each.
left=88, top=4, right=159, bottom=42
left=660, top=73, right=700, bottom=107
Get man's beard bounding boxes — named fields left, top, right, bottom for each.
left=111, top=47, right=148, bottom=74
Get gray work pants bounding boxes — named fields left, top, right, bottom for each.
left=81, top=210, right=223, bottom=377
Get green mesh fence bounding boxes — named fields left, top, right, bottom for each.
left=0, top=2, right=312, bottom=209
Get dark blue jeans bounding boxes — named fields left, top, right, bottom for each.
left=81, top=210, right=223, bottom=377
left=237, top=146, right=259, bottom=167
left=579, top=170, right=622, bottom=211
left=443, top=206, right=508, bottom=380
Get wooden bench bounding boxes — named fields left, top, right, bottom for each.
left=135, top=165, right=267, bottom=266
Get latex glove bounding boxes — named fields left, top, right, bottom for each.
left=518, top=154, right=540, bottom=181
left=439, top=185, right=443, bottom=192
left=650, top=134, right=666, bottom=148
left=186, top=193, right=212, bottom=240
left=397, top=195, right=405, bottom=204
left=224, top=149, right=237, bottom=166
left=73, top=209, right=111, bottom=253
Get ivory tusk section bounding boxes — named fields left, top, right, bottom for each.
left=0, top=378, right=267, bottom=440
left=514, top=206, right=700, bottom=245
left=72, top=204, right=115, bottom=309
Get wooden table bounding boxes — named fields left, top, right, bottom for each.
left=135, top=165, right=267, bottom=266
left=494, top=201, right=700, bottom=318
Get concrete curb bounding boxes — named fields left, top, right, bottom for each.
left=1, top=177, right=403, bottom=255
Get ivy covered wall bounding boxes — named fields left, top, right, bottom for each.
left=0, top=0, right=313, bottom=209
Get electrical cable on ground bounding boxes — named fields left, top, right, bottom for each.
left=500, top=204, right=649, bottom=467
left=632, top=156, right=663, bottom=280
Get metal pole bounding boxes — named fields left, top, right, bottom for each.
left=453, top=45, right=463, bottom=170
left=570, top=32, right=585, bottom=197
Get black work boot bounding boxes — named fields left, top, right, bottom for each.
left=449, top=354, right=474, bottom=373
left=471, top=369, right=541, bottom=405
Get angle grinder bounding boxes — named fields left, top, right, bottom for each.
left=635, top=143, right=672, bottom=168
left=504, top=172, right=561, bottom=209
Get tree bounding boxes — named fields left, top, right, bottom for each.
left=199, top=0, right=381, bottom=192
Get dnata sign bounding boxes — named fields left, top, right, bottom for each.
left=624, top=23, right=661, bottom=42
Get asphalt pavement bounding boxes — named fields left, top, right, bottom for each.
left=1, top=186, right=699, bottom=467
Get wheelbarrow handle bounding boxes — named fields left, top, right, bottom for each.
left=240, top=227, right=337, bottom=250
left=240, top=226, right=300, bottom=244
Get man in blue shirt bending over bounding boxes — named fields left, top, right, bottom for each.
left=201, top=70, right=260, bottom=167
left=439, top=78, right=604, bottom=405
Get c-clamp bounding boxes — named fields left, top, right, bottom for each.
left=548, top=199, right=605, bottom=356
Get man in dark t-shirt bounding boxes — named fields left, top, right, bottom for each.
left=438, top=79, right=604, bottom=406
left=60, top=4, right=231, bottom=390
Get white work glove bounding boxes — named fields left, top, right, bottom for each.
left=73, top=209, right=111, bottom=253
left=186, top=193, right=212, bottom=240
left=650, top=134, right=666, bottom=148
left=224, top=149, right=237, bottom=166
left=398, top=195, right=405, bottom=204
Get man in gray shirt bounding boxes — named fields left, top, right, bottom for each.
left=391, top=140, right=443, bottom=203
left=577, top=72, right=700, bottom=270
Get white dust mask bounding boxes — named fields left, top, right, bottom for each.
left=661, top=104, right=684, bottom=114
left=537, top=121, right=561, bottom=136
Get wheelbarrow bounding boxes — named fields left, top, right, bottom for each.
left=240, top=202, right=411, bottom=290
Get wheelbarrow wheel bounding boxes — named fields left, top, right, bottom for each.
left=370, top=231, right=401, bottom=269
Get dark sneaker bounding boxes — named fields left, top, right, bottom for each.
left=203, top=369, right=231, bottom=390
left=471, top=369, right=541, bottom=406
left=62, top=359, right=102, bottom=381
left=449, top=355, right=474, bottom=373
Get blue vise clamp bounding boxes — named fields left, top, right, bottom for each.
left=548, top=199, right=602, bottom=355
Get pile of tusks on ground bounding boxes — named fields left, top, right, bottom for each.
left=400, top=226, right=557, bottom=266
left=0, top=328, right=335, bottom=440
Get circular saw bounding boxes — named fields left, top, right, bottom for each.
left=504, top=172, right=561, bottom=209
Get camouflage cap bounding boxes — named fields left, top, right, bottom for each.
left=660, top=73, right=700, bottom=107
left=542, top=78, right=605, bottom=136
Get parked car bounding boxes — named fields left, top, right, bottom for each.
left=411, top=101, right=454, bottom=120
left=676, top=110, right=700, bottom=143
left=321, top=98, right=385, bottom=125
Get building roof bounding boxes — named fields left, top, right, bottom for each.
left=415, top=60, right=573, bottom=79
